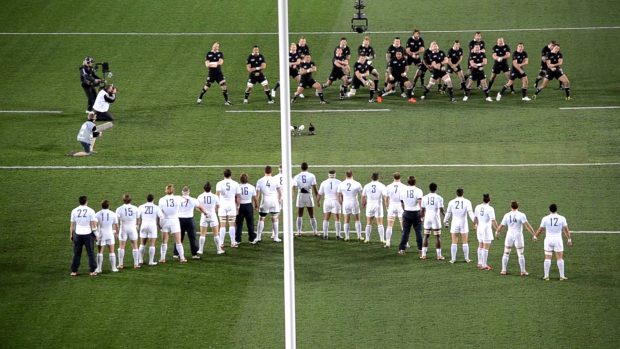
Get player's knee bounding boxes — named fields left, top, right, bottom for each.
left=246, top=83, right=253, bottom=89
left=544, top=251, right=553, bottom=257
left=261, top=80, right=269, bottom=87
left=516, top=247, right=524, bottom=256
left=503, top=247, right=511, bottom=255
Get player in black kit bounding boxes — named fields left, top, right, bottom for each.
left=358, top=36, right=376, bottom=63
left=243, top=46, right=274, bottom=104
left=197, top=42, right=232, bottom=105
left=291, top=54, right=326, bottom=104
left=405, top=29, right=426, bottom=89
left=488, top=37, right=513, bottom=92
left=297, top=36, right=311, bottom=58
left=447, top=40, right=466, bottom=90
left=379, top=50, right=415, bottom=103
left=496, top=42, right=531, bottom=101
left=463, top=44, right=492, bottom=102
left=321, top=47, right=350, bottom=99
left=534, top=40, right=556, bottom=89
left=347, top=55, right=376, bottom=103
left=533, top=44, right=572, bottom=100
left=79, top=56, right=103, bottom=113
left=272, top=42, right=304, bottom=99
left=420, top=42, right=456, bottom=102
left=384, top=37, right=407, bottom=96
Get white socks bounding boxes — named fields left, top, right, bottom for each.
left=365, top=225, right=371, bottom=241
left=322, top=220, right=329, bottom=237
left=199, top=236, right=206, bottom=253
left=229, top=227, right=236, bottom=244
left=176, top=243, right=185, bottom=261
left=502, top=254, right=509, bottom=272
left=132, top=249, right=139, bottom=267
left=421, top=247, right=428, bottom=257
left=544, top=259, right=551, bottom=278
left=518, top=255, right=526, bottom=273
left=296, top=217, right=303, bottom=234
left=213, top=235, right=221, bottom=251
left=344, top=223, right=350, bottom=239
left=118, top=248, right=125, bottom=266
left=355, top=221, right=362, bottom=239
left=97, top=253, right=103, bottom=271
left=436, top=248, right=442, bottom=257
left=463, top=244, right=470, bottom=261
left=335, top=222, right=341, bottom=238
left=378, top=225, right=385, bottom=242
left=148, top=246, right=155, bottom=265
left=138, top=245, right=144, bottom=264
left=481, top=248, right=488, bottom=268
left=272, top=222, right=279, bottom=239
left=386, top=227, right=393, bottom=243
left=477, top=247, right=482, bottom=265
left=160, top=243, right=168, bottom=261
left=219, top=227, right=226, bottom=246
left=110, top=253, right=117, bottom=270
left=557, top=259, right=565, bottom=278
left=257, top=221, right=265, bottom=240
left=310, top=218, right=318, bottom=234
left=451, top=244, right=457, bottom=262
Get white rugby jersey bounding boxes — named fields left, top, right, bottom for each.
left=216, top=178, right=241, bottom=204
left=116, top=204, right=139, bottom=225
left=70, top=205, right=97, bottom=235
left=138, top=202, right=162, bottom=223
left=445, top=197, right=474, bottom=222
left=500, top=210, right=528, bottom=233
left=318, top=178, right=341, bottom=200
left=384, top=181, right=407, bottom=204
left=293, top=171, right=317, bottom=194
left=256, top=175, right=281, bottom=199
left=474, top=203, right=496, bottom=226
left=539, top=213, right=568, bottom=237
left=158, top=194, right=183, bottom=219
left=338, top=179, right=363, bottom=203
left=239, top=183, right=257, bottom=204
left=362, top=181, right=386, bottom=204
left=400, top=185, right=423, bottom=211
left=196, top=192, right=219, bottom=215
left=96, top=209, right=118, bottom=231
left=178, top=196, right=200, bottom=218
left=422, top=192, right=444, bottom=213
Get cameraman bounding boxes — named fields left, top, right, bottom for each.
left=69, top=112, right=101, bottom=157
left=80, top=57, right=103, bottom=113
left=93, top=84, right=117, bottom=121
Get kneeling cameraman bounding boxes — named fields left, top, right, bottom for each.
left=93, top=84, right=117, bottom=121
left=69, top=112, right=102, bottom=157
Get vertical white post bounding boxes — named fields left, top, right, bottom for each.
left=277, top=0, right=296, bottom=348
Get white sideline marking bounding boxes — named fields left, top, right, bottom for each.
left=572, top=231, right=620, bottom=234
left=559, top=106, right=620, bottom=110
left=0, top=110, right=62, bottom=114
left=1, top=26, right=618, bottom=36
left=1, top=163, right=619, bottom=170
left=226, top=109, right=391, bottom=113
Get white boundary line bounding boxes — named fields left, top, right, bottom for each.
left=0, top=110, right=62, bottom=114
left=226, top=109, right=391, bottom=113
left=2, top=163, right=619, bottom=170
left=1, top=26, right=618, bottom=36
left=559, top=106, right=620, bottom=110
left=572, top=231, right=620, bottom=234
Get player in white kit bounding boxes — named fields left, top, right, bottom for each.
left=473, top=194, right=498, bottom=270
left=158, top=184, right=188, bottom=263
left=293, top=162, right=319, bottom=237
left=495, top=201, right=536, bottom=276
left=444, top=188, right=475, bottom=263
left=337, top=170, right=363, bottom=241
left=256, top=165, right=283, bottom=243
left=361, top=172, right=386, bottom=243
left=196, top=182, right=224, bottom=255
left=421, top=182, right=445, bottom=260
left=95, top=199, right=119, bottom=273
left=137, top=194, right=163, bottom=266
left=384, top=172, right=407, bottom=248
left=115, top=194, right=140, bottom=269
left=316, top=170, right=342, bottom=239
left=216, top=169, right=241, bottom=248
left=534, top=204, right=573, bottom=280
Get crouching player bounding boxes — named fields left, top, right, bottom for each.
left=347, top=55, right=376, bottom=102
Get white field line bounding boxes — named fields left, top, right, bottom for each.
left=226, top=109, right=391, bottom=113
left=559, top=106, right=620, bottom=110
left=0, top=26, right=618, bottom=36
left=1, top=163, right=619, bottom=170
left=0, top=110, right=62, bottom=114
left=572, top=231, right=620, bottom=234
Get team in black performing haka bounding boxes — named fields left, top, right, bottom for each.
left=193, top=32, right=572, bottom=106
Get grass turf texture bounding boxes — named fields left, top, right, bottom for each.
left=1, top=0, right=619, bottom=348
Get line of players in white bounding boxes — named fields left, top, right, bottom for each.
left=72, top=164, right=573, bottom=280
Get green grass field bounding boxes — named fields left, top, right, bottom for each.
left=1, top=1, right=619, bottom=348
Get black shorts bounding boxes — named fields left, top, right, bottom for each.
left=492, top=61, right=510, bottom=74
left=509, top=69, right=527, bottom=81
left=299, top=78, right=316, bottom=89
left=328, top=68, right=346, bottom=82
left=545, top=68, right=564, bottom=81
left=407, top=56, right=421, bottom=66
left=447, top=65, right=462, bottom=73
left=352, top=77, right=367, bottom=89
left=390, top=74, right=409, bottom=85
left=432, top=70, right=448, bottom=80
left=469, top=68, right=486, bottom=81
left=289, top=68, right=299, bottom=79
left=417, top=63, right=429, bottom=72
left=206, top=69, right=225, bottom=84
left=247, top=72, right=267, bottom=85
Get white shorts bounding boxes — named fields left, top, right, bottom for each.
left=97, top=238, right=115, bottom=246
left=424, top=213, right=442, bottom=230
left=342, top=200, right=360, bottom=215
left=119, top=224, right=138, bottom=241
left=476, top=224, right=494, bottom=242
left=365, top=202, right=384, bottom=218
left=386, top=203, right=403, bottom=219
left=218, top=201, right=237, bottom=217
left=161, top=218, right=181, bottom=234
left=544, top=236, right=564, bottom=252
left=296, top=193, right=315, bottom=208
left=323, top=198, right=341, bottom=214
left=504, top=230, right=524, bottom=248
left=450, top=219, right=469, bottom=234
left=200, top=214, right=219, bottom=228
left=139, top=222, right=158, bottom=239
left=260, top=197, right=280, bottom=214
left=97, top=228, right=115, bottom=246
